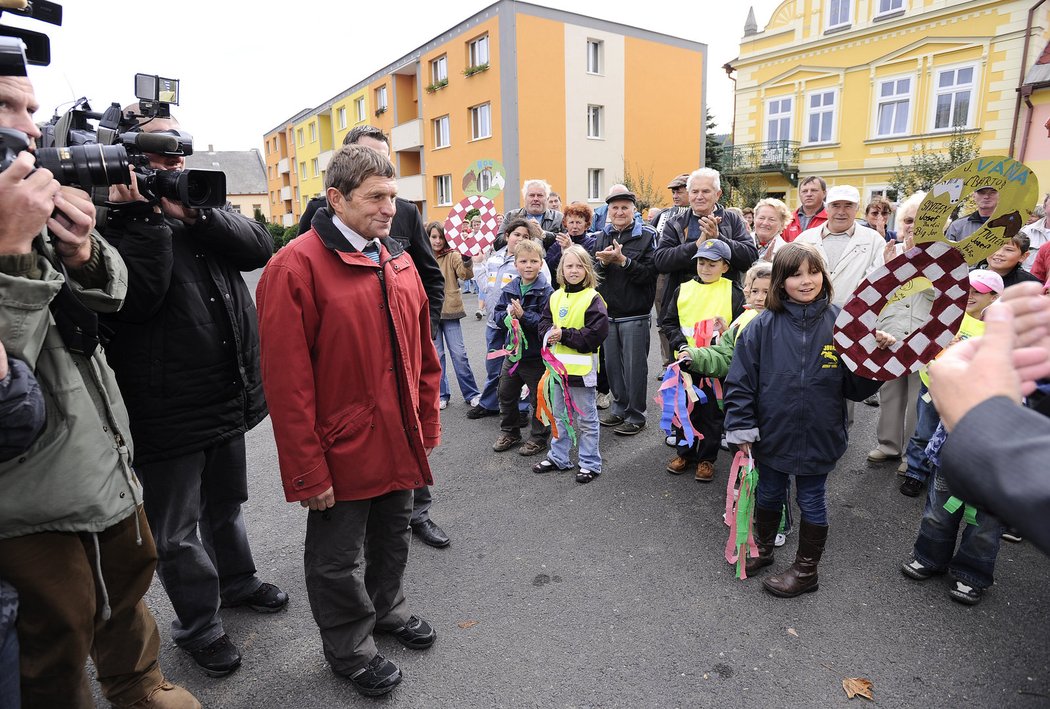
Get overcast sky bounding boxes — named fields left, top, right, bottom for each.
left=6, top=0, right=783, bottom=152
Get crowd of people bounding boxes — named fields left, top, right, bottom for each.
left=1, top=93, right=1049, bottom=707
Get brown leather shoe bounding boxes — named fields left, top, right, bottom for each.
left=666, top=456, right=690, bottom=475
left=744, top=506, right=781, bottom=575
left=694, top=461, right=715, bottom=482
left=763, top=521, right=828, bottom=598
left=492, top=432, right=522, bottom=452
left=123, top=682, right=202, bottom=709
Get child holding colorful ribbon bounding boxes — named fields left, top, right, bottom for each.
left=658, top=239, right=745, bottom=482
left=532, top=246, right=609, bottom=483
left=901, top=269, right=1007, bottom=606
left=491, top=238, right=554, bottom=456
left=724, top=243, right=892, bottom=598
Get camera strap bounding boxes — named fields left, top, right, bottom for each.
left=33, top=238, right=100, bottom=358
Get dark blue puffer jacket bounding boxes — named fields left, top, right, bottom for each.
left=493, top=274, right=554, bottom=360
left=723, top=298, right=881, bottom=476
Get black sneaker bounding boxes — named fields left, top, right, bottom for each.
left=467, top=404, right=499, bottom=419
left=222, top=582, right=289, bottom=613
left=948, top=580, right=983, bottom=606
left=189, top=634, right=242, bottom=677
left=1002, top=528, right=1023, bottom=543
left=899, top=477, right=924, bottom=498
left=385, top=615, right=436, bottom=649
left=346, top=653, right=402, bottom=697
left=900, top=558, right=941, bottom=581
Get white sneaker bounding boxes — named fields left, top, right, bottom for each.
left=469, top=395, right=481, bottom=407
left=774, top=533, right=786, bottom=548
left=665, top=435, right=677, bottom=447
left=596, top=393, right=612, bottom=410
left=439, top=400, right=448, bottom=410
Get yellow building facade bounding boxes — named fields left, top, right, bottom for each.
left=726, top=0, right=1047, bottom=209
left=262, top=0, right=706, bottom=226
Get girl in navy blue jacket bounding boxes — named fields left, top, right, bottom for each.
left=724, top=242, right=889, bottom=598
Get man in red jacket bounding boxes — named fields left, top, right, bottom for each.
left=782, top=175, right=828, bottom=242
left=256, top=145, right=441, bottom=698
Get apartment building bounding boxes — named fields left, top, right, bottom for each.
left=724, top=0, right=1047, bottom=208
left=263, top=0, right=706, bottom=225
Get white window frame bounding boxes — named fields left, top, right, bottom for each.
left=874, top=0, right=905, bottom=18
left=586, top=40, right=603, bottom=75
left=376, top=85, right=388, bottom=111
left=930, top=63, right=976, bottom=132
left=804, top=89, right=837, bottom=145
left=431, top=55, right=447, bottom=85
left=311, top=157, right=319, bottom=177
left=765, top=96, right=793, bottom=143
left=470, top=103, right=491, bottom=140
left=436, top=174, right=453, bottom=206
left=826, top=0, right=852, bottom=31
left=468, top=34, right=489, bottom=68
left=337, top=107, right=347, bottom=130
left=587, top=104, right=604, bottom=139
left=873, top=74, right=913, bottom=138
left=587, top=168, right=603, bottom=202
left=299, top=161, right=306, bottom=179
left=433, top=115, right=450, bottom=149
left=355, top=97, right=366, bottom=123
left=309, top=122, right=316, bottom=142
left=296, top=128, right=304, bottom=146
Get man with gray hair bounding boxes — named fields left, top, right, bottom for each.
left=497, top=178, right=564, bottom=246
left=257, top=144, right=441, bottom=697
left=654, top=167, right=757, bottom=314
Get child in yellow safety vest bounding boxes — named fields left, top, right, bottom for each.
left=534, top=246, right=610, bottom=484
left=659, top=239, right=745, bottom=482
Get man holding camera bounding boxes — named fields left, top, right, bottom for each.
left=0, top=72, right=199, bottom=708
left=102, top=110, right=285, bottom=677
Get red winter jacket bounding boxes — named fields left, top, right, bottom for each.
left=256, top=211, right=441, bottom=503
left=782, top=206, right=828, bottom=243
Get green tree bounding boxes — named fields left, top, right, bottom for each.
left=704, top=109, right=724, bottom=173
left=890, top=129, right=979, bottom=198
left=722, top=174, right=767, bottom=211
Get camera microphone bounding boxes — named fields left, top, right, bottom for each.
left=119, top=131, right=179, bottom=154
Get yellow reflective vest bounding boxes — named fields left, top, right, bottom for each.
left=549, top=287, right=601, bottom=376
left=677, top=278, right=734, bottom=347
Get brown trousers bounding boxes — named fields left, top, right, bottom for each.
left=0, top=507, right=164, bottom=708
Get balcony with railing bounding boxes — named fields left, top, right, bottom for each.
left=720, top=140, right=800, bottom=185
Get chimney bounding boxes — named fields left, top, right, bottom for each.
left=208, top=144, right=214, bottom=152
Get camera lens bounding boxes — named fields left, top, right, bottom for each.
left=144, top=168, right=226, bottom=209
left=35, top=144, right=130, bottom=189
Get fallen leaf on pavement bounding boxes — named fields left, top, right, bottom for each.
left=787, top=628, right=799, bottom=637
left=457, top=620, right=479, bottom=629
left=842, top=677, right=874, bottom=700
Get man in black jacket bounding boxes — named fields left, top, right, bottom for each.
left=103, top=114, right=286, bottom=678
left=495, top=178, right=565, bottom=250
left=297, top=126, right=450, bottom=550
left=587, top=191, right=658, bottom=436
left=654, top=168, right=757, bottom=314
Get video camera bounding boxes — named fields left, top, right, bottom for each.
left=0, top=32, right=226, bottom=209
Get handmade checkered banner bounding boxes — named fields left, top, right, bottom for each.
left=834, top=242, right=969, bottom=381
left=444, top=196, right=498, bottom=257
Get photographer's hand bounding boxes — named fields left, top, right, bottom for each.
left=159, top=197, right=199, bottom=226
left=49, top=187, right=95, bottom=269
left=0, top=340, right=8, bottom=381
left=0, top=151, right=60, bottom=255
left=109, top=169, right=160, bottom=212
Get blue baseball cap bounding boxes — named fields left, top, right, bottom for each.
left=693, top=239, right=731, bottom=262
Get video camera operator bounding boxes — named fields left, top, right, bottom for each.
left=101, top=109, right=286, bottom=678
left=0, top=71, right=200, bottom=708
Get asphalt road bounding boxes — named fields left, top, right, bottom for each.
left=97, top=271, right=1050, bottom=708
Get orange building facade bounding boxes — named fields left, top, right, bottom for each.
left=262, top=1, right=706, bottom=226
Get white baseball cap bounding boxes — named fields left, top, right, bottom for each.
left=826, top=185, right=860, bottom=205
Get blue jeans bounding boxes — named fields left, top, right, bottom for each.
left=903, top=384, right=940, bottom=483
left=547, top=385, right=602, bottom=473
left=0, top=581, right=18, bottom=709
left=756, top=467, right=829, bottom=526
left=912, top=470, right=1003, bottom=590
left=435, top=319, right=481, bottom=403
left=480, top=326, right=527, bottom=413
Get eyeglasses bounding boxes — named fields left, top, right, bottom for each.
left=868, top=210, right=892, bottom=216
